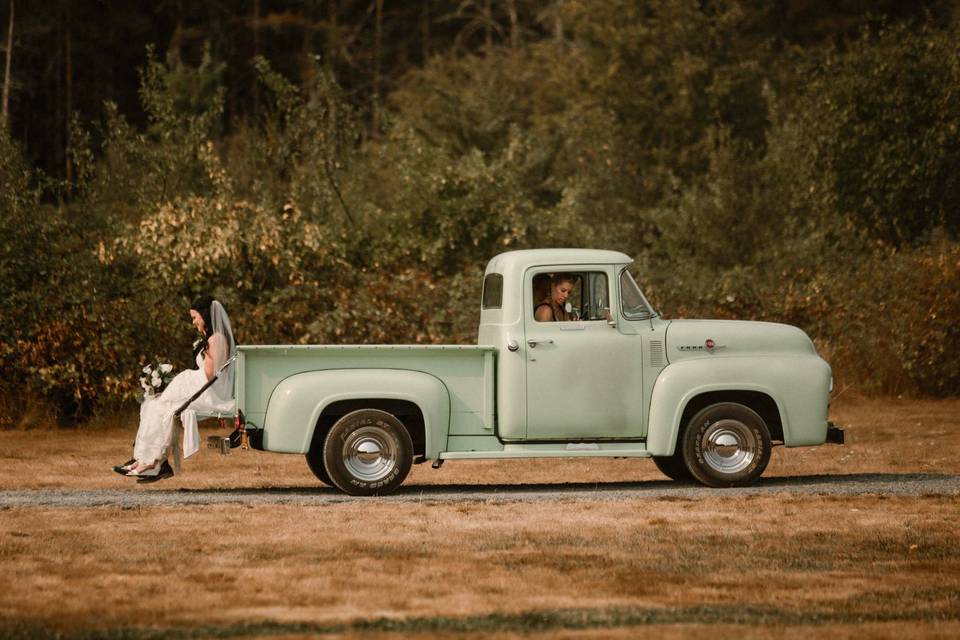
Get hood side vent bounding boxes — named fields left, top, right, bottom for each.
left=649, top=340, right=665, bottom=368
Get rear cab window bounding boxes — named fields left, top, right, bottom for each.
left=482, top=273, right=503, bottom=309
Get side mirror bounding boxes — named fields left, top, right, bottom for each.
left=604, top=307, right=615, bottom=327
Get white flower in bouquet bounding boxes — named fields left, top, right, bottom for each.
left=137, top=358, right=176, bottom=402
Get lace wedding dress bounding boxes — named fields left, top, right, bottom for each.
left=132, top=300, right=236, bottom=471
left=133, top=352, right=235, bottom=469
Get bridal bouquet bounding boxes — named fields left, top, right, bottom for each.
left=139, top=360, right=175, bottom=400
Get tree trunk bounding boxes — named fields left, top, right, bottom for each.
left=507, top=0, right=518, bottom=50
left=2, top=0, right=13, bottom=130
left=553, top=0, right=564, bottom=43
left=252, top=0, right=260, bottom=117
left=301, top=0, right=313, bottom=78
left=484, top=0, right=492, bottom=49
left=326, top=0, right=338, bottom=82
left=419, top=0, right=429, bottom=62
left=64, top=0, right=72, bottom=186
left=373, top=0, right=382, bottom=131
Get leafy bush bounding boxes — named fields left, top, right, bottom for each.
left=792, top=22, right=960, bottom=245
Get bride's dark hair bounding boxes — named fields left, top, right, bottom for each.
left=190, top=295, right=215, bottom=339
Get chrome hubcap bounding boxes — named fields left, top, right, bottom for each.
left=702, top=419, right=756, bottom=474
left=343, top=426, right=398, bottom=482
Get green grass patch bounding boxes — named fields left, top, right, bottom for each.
left=5, top=601, right=960, bottom=639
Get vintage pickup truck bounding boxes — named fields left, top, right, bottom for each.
left=237, top=249, right=842, bottom=495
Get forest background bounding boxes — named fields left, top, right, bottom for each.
left=0, top=0, right=958, bottom=425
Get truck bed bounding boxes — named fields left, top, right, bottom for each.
left=237, top=344, right=498, bottom=443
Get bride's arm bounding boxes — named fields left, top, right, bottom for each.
left=204, top=334, right=226, bottom=380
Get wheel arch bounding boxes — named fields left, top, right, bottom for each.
left=679, top=390, right=783, bottom=443
left=312, top=398, right=426, bottom=459
left=262, top=369, right=450, bottom=456
left=647, top=359, right=790, bottom=456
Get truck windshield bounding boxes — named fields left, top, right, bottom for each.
left=619, top=269, right=656, bottom=319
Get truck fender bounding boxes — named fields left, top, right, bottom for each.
left=646, top=356, right=831, bottom=456
left=262, top=369, right=451, bottom=456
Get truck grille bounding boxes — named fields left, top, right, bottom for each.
left=649, top=340, right=665, bottom=368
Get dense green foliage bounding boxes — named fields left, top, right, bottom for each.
left=2, top=1, right=959, bottom=424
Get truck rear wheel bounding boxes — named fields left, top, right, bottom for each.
left=323, top=409, right=413, bottom=496
left=681, top=402, right=771, bottom=487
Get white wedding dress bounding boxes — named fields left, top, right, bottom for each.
left=133, top=351, right=235, bottom=471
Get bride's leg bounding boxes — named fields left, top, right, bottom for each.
left=133, top=396, right=173, bottom=467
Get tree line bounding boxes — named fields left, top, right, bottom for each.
left=1, top=0, right=958, bottom=424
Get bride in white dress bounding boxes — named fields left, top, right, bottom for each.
left=116, top=297, right=236, bottom=483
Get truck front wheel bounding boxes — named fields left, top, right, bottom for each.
left=681, top=402, right=771, bottom=487
left=323, top=409, right=413, bottom=496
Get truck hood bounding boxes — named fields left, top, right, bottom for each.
left=664, top=319, right=818, bottom=362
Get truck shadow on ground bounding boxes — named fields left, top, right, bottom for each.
left=393, top=472, right=958, bottom=494
left=174, top=472, right=958, bottom=499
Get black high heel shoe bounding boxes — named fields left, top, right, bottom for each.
left=136, top=460, right=174, bottom=484
left=112, top=459, right=136, bottom=475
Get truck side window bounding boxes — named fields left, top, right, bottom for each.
left=581, top=272, right=610, bottom=321
left=482, top=273, right=503, bottom=309
left=619, top=269, right=655, bottom=319
left=532, top=273, right=551, bottom=308
left=532, top=271, right=609, bottom=321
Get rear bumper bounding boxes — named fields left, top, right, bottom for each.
left=826, top=421, right=845, bottom=445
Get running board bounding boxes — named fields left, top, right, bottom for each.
left=440, top=444, right=651, bottom=460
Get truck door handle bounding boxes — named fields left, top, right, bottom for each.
left=527, top=338, right=555, bottom=348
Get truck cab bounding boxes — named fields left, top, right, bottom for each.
left=478, top=249, right=661, bottom=442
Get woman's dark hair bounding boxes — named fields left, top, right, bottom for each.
left=190, top=295, right=215, bottom=339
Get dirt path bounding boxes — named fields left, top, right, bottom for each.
left=2, top=472, right=957, bottom=508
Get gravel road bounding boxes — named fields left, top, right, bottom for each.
left=1, top=473, right=957, bottom=508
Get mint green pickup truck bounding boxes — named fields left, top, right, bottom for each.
left=238, top=249, right=842, bottom=495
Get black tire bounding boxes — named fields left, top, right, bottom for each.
left=323, top=409, right=413, bottom=496
left=652, top=450, right=693, bottom=482
left=681, top=402, right=771, bottom=488
left=305, top=443, right=333, bottom=486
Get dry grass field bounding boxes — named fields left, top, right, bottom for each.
left=1, top=397, right=959, bottom=638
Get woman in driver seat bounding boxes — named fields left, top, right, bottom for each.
left=535, top=273, right=576, bottom=322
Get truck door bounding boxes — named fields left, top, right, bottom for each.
left=523, top=267, right=645, bottom=440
